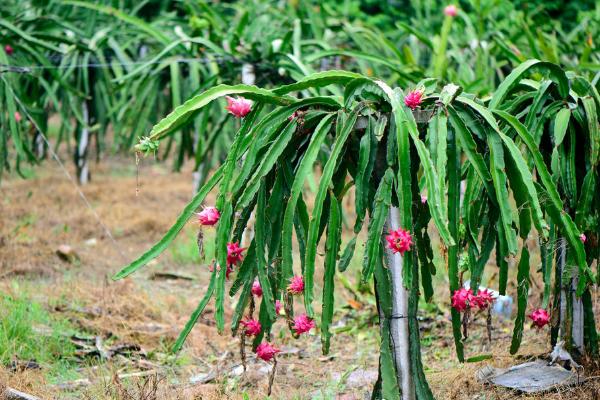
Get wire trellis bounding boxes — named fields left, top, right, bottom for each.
left=0, top=54, right=273, bottom=74
left=1, top=73, right=130, bottom=263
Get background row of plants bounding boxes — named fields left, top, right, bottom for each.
left=1, top=0, right=597, bottom=185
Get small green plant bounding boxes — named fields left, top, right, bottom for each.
left=169, top=228, right=203, bottom=265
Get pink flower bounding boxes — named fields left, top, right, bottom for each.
left=241, top=318, right=262, bottom=336
left=256, top=342, right=280, bottom=361
left=404, top=90, right=424, bottom=110
left=529, top=308, right=550, bottom=329
left=287, top=275, right=304, bottom=295
left=293, top=314, right=315, bottom=335
left=225, top=96, right=252, bottom=118
left=580, top=233, right=587, bottom=243
left=197, top=207, right=220, bottom=226
left=251, top=280, right=263, bottom=297
left=444, top=4, right=458, bottom=17
left=420, top=195, right=427, bottom=204
left=472, top=289, right=495, bottom=309
left=4, top=45, right=13, bottom=56
left=226, top=242, right=245, bottom=266
left=14, top=111, right=21, bottom=123
left=288, top=111, right=298, bottom=121
left=386, top=228, right=414, bottom=255
left=275, top=300, right=283, bottom=315
left=451, top=288, right=474, bottom=311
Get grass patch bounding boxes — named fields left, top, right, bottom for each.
left=170, top=227, right=215, bottom=265
left=0, top=292, right=79, bottom=380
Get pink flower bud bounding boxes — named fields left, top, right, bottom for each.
left=197, top=206, right=220, bottom=226
left=275, top=300, right=283, bottom=315
left=580, top=233, right=587, bottom=243
left=256, top=342, right=280, bottom=361
left=14, top=111, right=21, bottom=123
left=241, top=318, right=262, bottom=336
left=251, top=280, right=263, bottom=297
left=386, top=228, right=414, bottom=255
left=287, top=275, right=304, bottom=295
left=444, top=4, right=458, bottom=17
left=225, top=96, right=252, bottom=118
left=404, top=90, right=424, bottom=110
left=472, top=289, right=495, bottom=309
left=451, top=288, right=474, bottom=311
left=529, top=308, right=550, bottom=328
left=4, top=45, right=13, bottom=56
left=420, top=195, right=427, bottom=204
left=292, top=314, right=315, bottom=335
left=226, top=242, right=246, bottom=266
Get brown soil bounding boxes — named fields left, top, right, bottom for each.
left=1, top=157, right=599, bottom=399
left=0, top=157, right=196, bottom=277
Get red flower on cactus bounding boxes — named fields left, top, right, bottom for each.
left=404, top=90, right=424, bottom=110
left=197, top=206, right=220, bottom=226
left=225, top=96, right=252, bottom=118
left=241, top=318, right=262, bottom=336
left=293, top=314, right=315, bottom=335
left=451, top=288, right=474, bottom=311
left=386, top=228, right=414, bottom=255
left=444, top=4, right=458, bottom=17
left=14, top=111, right=21, bottom=123
left=275, top=300, right=283, bottom=315
left=251, top=280, right=263, bottom=297
left=580, top=233, right=587, bottom=243
left=472, top=289, right=495, bottom=309
left=226, top=242, right=245, bottom=266
left=4, top=45, right=13, bottom=56
left=256, top=342, right=280, bottom=361
left=529, top=308, right=550, bottom=328
left=287, top=275, right=304, bottom=295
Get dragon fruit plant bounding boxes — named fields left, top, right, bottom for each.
left=115, top=60, right=593, bottom=399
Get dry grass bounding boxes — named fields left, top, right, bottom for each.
left=0, top=157, right=201, bottom=277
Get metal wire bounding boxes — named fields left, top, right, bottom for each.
left=1, top=74, right=129, bottom=263
left=387, top=314, right=417, bottom=319
left=0, top=54, right=263, bottom=74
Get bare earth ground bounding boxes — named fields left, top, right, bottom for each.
left=1, top=157, right=600, bottom=399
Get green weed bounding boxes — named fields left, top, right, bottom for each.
left=169, top=227, right=215, bottom=266
left=0, top=292, right=79, bottom=380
